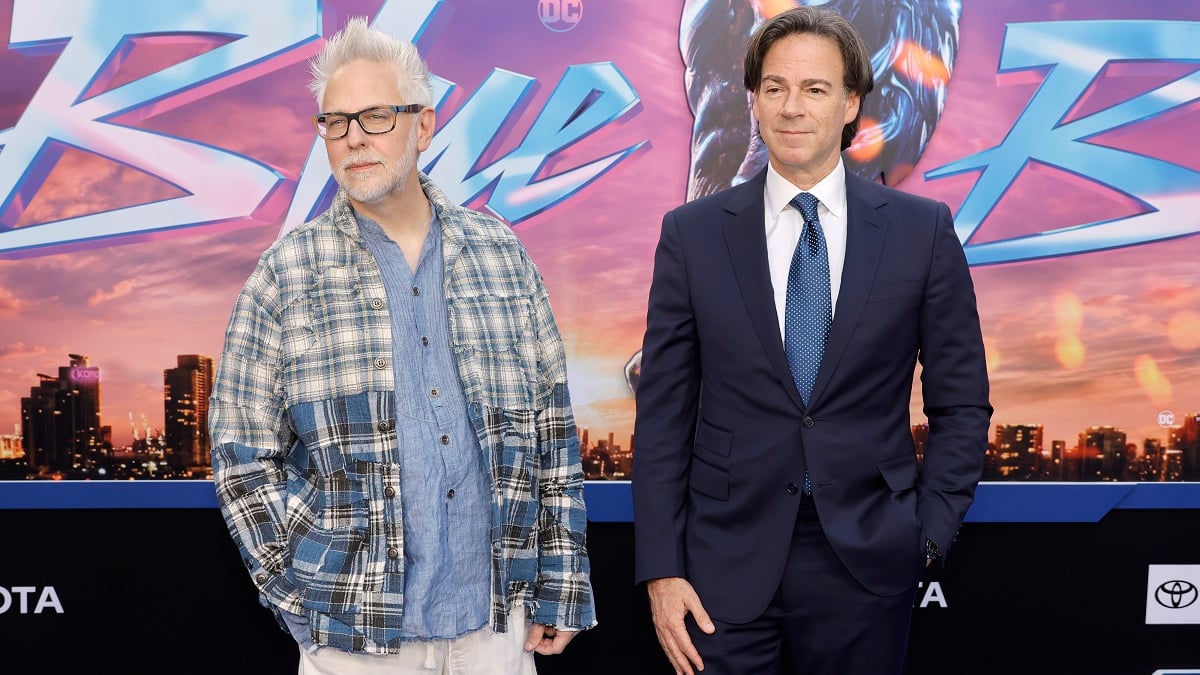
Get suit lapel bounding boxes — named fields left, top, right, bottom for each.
left=809, top=174, right=887, bottom=404
left=721, top=171, right=807, bottom=411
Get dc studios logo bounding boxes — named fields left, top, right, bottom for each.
left=1146, top=565, right=1200, bottom=624
left=538, top=0, right=583, bottom=32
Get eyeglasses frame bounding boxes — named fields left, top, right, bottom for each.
left=313, top=104, right=426, bottom=140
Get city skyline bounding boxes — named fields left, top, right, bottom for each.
left=1, top=348, right=1197, bottom=460
left=3, top=348, right=1199, bottom=484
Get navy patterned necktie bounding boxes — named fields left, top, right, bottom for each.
left=785, top=193, right=830, bottom=495
left=784, top=192, right=831, bottom=407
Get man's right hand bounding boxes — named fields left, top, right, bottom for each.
left=647, top=576, right=715, bottom=675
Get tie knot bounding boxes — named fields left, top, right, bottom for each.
left=790, top=192, right=820, bottom=223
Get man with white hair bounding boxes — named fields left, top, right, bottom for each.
left=210, top=17, right=594, bottom=673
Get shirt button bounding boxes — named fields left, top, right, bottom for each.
left=412, top=286, right=420, bottom=296
left=420, top=336, right=429, bottom=346
left=377, top=420, right=392, bottom=432
left=387, top=547, right=400, bottom=560
left=440, top=435, right=450, bottom=445
left=374, top=357, right=387, bottom=369
left=254, top=573, right=268, bottom=585
left=446, top=489, right=456, bottom=499
left=384, top=486, right=396, bottom=499
left=370, top=297, right=384, bottom=310
left=803, top=416, right=815, bottom=428
left=786, top=483, right=799, bottom=495
left=430, top=388, right=439, bottom=397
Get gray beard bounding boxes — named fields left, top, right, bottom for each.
left=338, top=126, right=419, bottom=204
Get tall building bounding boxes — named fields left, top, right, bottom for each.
left=1049, top=440, right=1068, bottom=481
left=1138, top=438, right=1164, bottom=482
left=0, top=425, right=24, bottom=459
left=911, top=423, right=929, bottom=466
left=994, top=423, right=1043, bottom=480
left=19, top=354, right=104, bottom=476
left=1078, top=425, right=1127, bottom=481
left=164, top=354, right=214, bottom=471
left=1173, top=413, right=1200, bottom=481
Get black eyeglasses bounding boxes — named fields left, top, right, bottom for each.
left=313, top=104, right=425, bottom=140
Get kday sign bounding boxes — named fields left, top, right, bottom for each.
left=1, top=0, right=1199, bottom=495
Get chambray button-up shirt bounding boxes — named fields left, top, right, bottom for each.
left=358, top=213, right=491, bottom=639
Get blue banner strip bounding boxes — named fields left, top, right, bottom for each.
left=1, top=481, right=1198, bottom=520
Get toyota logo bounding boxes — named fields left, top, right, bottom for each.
left=1155, top=580, right=1198, bottom=609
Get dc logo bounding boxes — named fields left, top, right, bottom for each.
left=1158, top=410, right=1175, bottom=428
left=538, top=0, right=583, bottom=32
left=1155, top=580, right=1198, bottom=609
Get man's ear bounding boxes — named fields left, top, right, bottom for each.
left=416, top=106, right=436, bottom=151
left=843, top=90, right=860, bottom=126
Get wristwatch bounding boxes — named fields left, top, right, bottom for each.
left=925, top=537, right=941, bottom=561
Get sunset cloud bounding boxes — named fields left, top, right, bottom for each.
left=0, top=286, right=20, bottom=313
left=88, top=279, right=139, bottom=305
left=0, top=342, right=47, bottom=359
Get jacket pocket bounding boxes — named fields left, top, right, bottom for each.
left=878, top=453, right=917, bottom=492
left=291, top=472, right=371, bottom=614
left=690, top=455, right=730, bottom=500
left=694, top=420, right=732, bottom=458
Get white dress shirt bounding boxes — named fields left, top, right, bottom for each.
left=763, top=159, right=848, bottom=342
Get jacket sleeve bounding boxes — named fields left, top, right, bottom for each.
left=209, top=260, right=303, bottom=616
left=631, top=209, right=701, bottom=584
left=915, top=201, right=993, bottom=559
left=526, top=259, right=597, bottom=630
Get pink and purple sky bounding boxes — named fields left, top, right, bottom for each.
left=1, top=0, right=1198, bottom=456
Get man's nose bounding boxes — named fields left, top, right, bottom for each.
left=344, top=117, right=370, bottom=145
left=780, top=91, right=807, bottom=117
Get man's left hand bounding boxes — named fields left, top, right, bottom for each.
left=524, top=623, right=578, bottom=655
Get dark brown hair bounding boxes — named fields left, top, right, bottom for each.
left=743, top=6, right=875, bottom=150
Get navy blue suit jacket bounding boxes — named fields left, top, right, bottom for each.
left=632, top=168, right=992, bottom=623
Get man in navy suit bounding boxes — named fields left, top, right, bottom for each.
left=632, top=6, right=991, bottom=674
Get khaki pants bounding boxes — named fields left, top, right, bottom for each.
left=297, top=607, right=536, bottom=675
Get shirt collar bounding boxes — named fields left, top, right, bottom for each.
left=763, top=158, right=847, bottom=221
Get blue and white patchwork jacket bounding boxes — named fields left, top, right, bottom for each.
left=209, top=173, right=595, bottom=653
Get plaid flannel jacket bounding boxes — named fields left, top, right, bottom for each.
left=209, top=173, right=595, bottom=653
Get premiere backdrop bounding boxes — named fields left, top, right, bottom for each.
left=2, top=1, right=1199, bottom=673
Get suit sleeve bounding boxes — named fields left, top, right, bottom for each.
left=915, top=201, right=992, bottom=559
left=632, top=209, right=703, bottom=584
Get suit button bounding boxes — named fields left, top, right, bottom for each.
left=803, top=416, right=815, bottom=428
left=786, top=483, right=799, bottom=495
